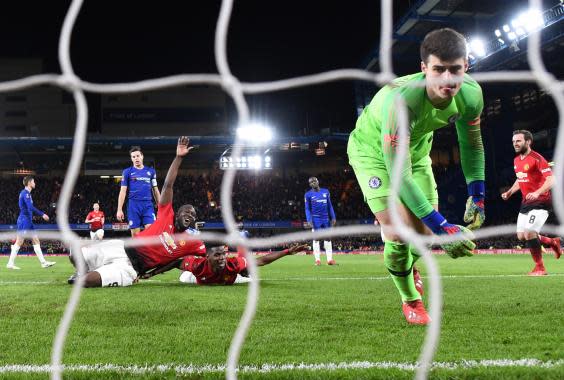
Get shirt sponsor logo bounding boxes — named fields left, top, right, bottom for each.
left=132, top=177, right=151, bottom=182
left=369, top=176, right=382, bottom=189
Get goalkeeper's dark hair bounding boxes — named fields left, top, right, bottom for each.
left=23, top=175, right=34, bottom=187
left=420, top=28, right=467, bottom=63
left=513, top=129, right=533, bottom=143
left=129, top=146, right=143, bottom=155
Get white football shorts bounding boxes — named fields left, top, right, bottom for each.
left=516, top=209, right=549, bottom=233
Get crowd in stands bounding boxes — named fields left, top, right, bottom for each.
left=0, top=166, right=550, bottom=251
left=0, top=170, right=373, bottom=225
left=0, top=240, right=69, bottom=255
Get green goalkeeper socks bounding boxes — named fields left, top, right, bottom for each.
left=384, top=241, right=420, bottom=302
left=409, top=245, right=422, bottom=264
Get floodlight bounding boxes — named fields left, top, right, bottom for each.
left=494, top=29, right=501, bottom=37
left=515, top=27, right=526, bottom=36
left=518, top=9, right=544, bottom=31
left=469, top=39, right=486, bottom=57
left=502, top=24, right=510, bottom=32
left=236, top=122, right=273, bottom=144
left=508, top=32, right=517, bottom=40
left=497, top=38, right=505, bottom=44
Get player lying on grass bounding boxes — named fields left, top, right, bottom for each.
left=68, top=137, right=206, bottom=287
left=347, top=28, right=484, bottom=325
left=141, top=243, right=309, bottom=285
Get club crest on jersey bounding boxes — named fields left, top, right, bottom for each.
left=179, top=240, right=186, bottom=247
left=147, top=171, right=151, bottom=176
left=448, top=113, right=461, bottom=124
left=524, top=164, right=529, bottom=171
left=369, top=176, right=382, bottom=189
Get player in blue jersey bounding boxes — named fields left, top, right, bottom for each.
left=116, top=146, right=161, bottom=236
left=304, top=177, right=337, bottom=265
left=6, top=176, right=56, bottom=269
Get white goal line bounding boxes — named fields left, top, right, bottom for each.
left=0, top=358, right=562, bottom=375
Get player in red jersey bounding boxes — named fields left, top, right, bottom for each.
left=69, top=137, right=206, bottom=287
left=85, top=203, right=105, bottom=240
left=501, top=130, right=561, bottom=276
left=142, top=243, right=308, bottom=285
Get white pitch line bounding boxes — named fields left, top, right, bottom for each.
left=0, top=359, right=562, bottom=375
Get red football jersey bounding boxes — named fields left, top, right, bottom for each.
left=135, top=202, right=206, bottom=269
left=86, top=210, right=105, bottom=231
left=514, top=150, right=552, bottom=207
left=181, top=256, right=247, bottom=285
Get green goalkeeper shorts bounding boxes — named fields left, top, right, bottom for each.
left=348, top=153, right=438, bottom=215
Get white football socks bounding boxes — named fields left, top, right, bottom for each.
left=312, top=240, right=321, bottom=262
left=33, top=244, right=47, bottom=264
left=8, top=244, right=20, bottom=266
left=324, top=240, right=333, bottom=262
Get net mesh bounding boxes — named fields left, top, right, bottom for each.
left=0, top=0, right=562, bottom=379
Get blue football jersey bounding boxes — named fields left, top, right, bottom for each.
left=304, top=188, right=336, bottom=222
left=121, top=166, right=158, bottom=201
left=18, top=189, right=44, bottom=221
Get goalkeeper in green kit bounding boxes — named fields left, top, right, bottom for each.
left=348, top=28, right=485, bottom=325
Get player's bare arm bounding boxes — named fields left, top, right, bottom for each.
left=501, top=179, right=520, bottom=200
left=255, top=243, right=308, bottom=266
left=139, top=258, right=183, bottom=279
left=526, top=175, right=553, bottom=201
left=152, top=186, right=161, bottom=204
left=117, top=186, right=127, bottom=221
left=160, top=136, right=194, bottom=206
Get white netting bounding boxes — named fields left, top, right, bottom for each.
left=0, top=0, right=562, bottom=379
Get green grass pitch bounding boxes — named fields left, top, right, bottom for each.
left=0, top=253, right=562, bottom=379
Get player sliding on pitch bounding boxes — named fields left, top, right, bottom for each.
left=348, top=28, right=485, bottom=325
left=69, top=137, right=206, bottom=287
left=148, top=243, right=308, bottom=285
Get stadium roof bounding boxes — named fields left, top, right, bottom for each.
left=362, top=0, right=564, bottom=73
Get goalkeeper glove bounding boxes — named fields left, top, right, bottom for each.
left=421, top=210, right=475, bottom=259
left=464, top=181, right=485, bottom=230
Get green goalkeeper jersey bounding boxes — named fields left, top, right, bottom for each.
left=348, top=72, right=485, bottom=218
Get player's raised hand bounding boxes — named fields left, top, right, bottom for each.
left=177, top=136, right=194, bottom=157
left=42, top=214, right=49, bottom=221
left=287, top=243, right=309, bottom=255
